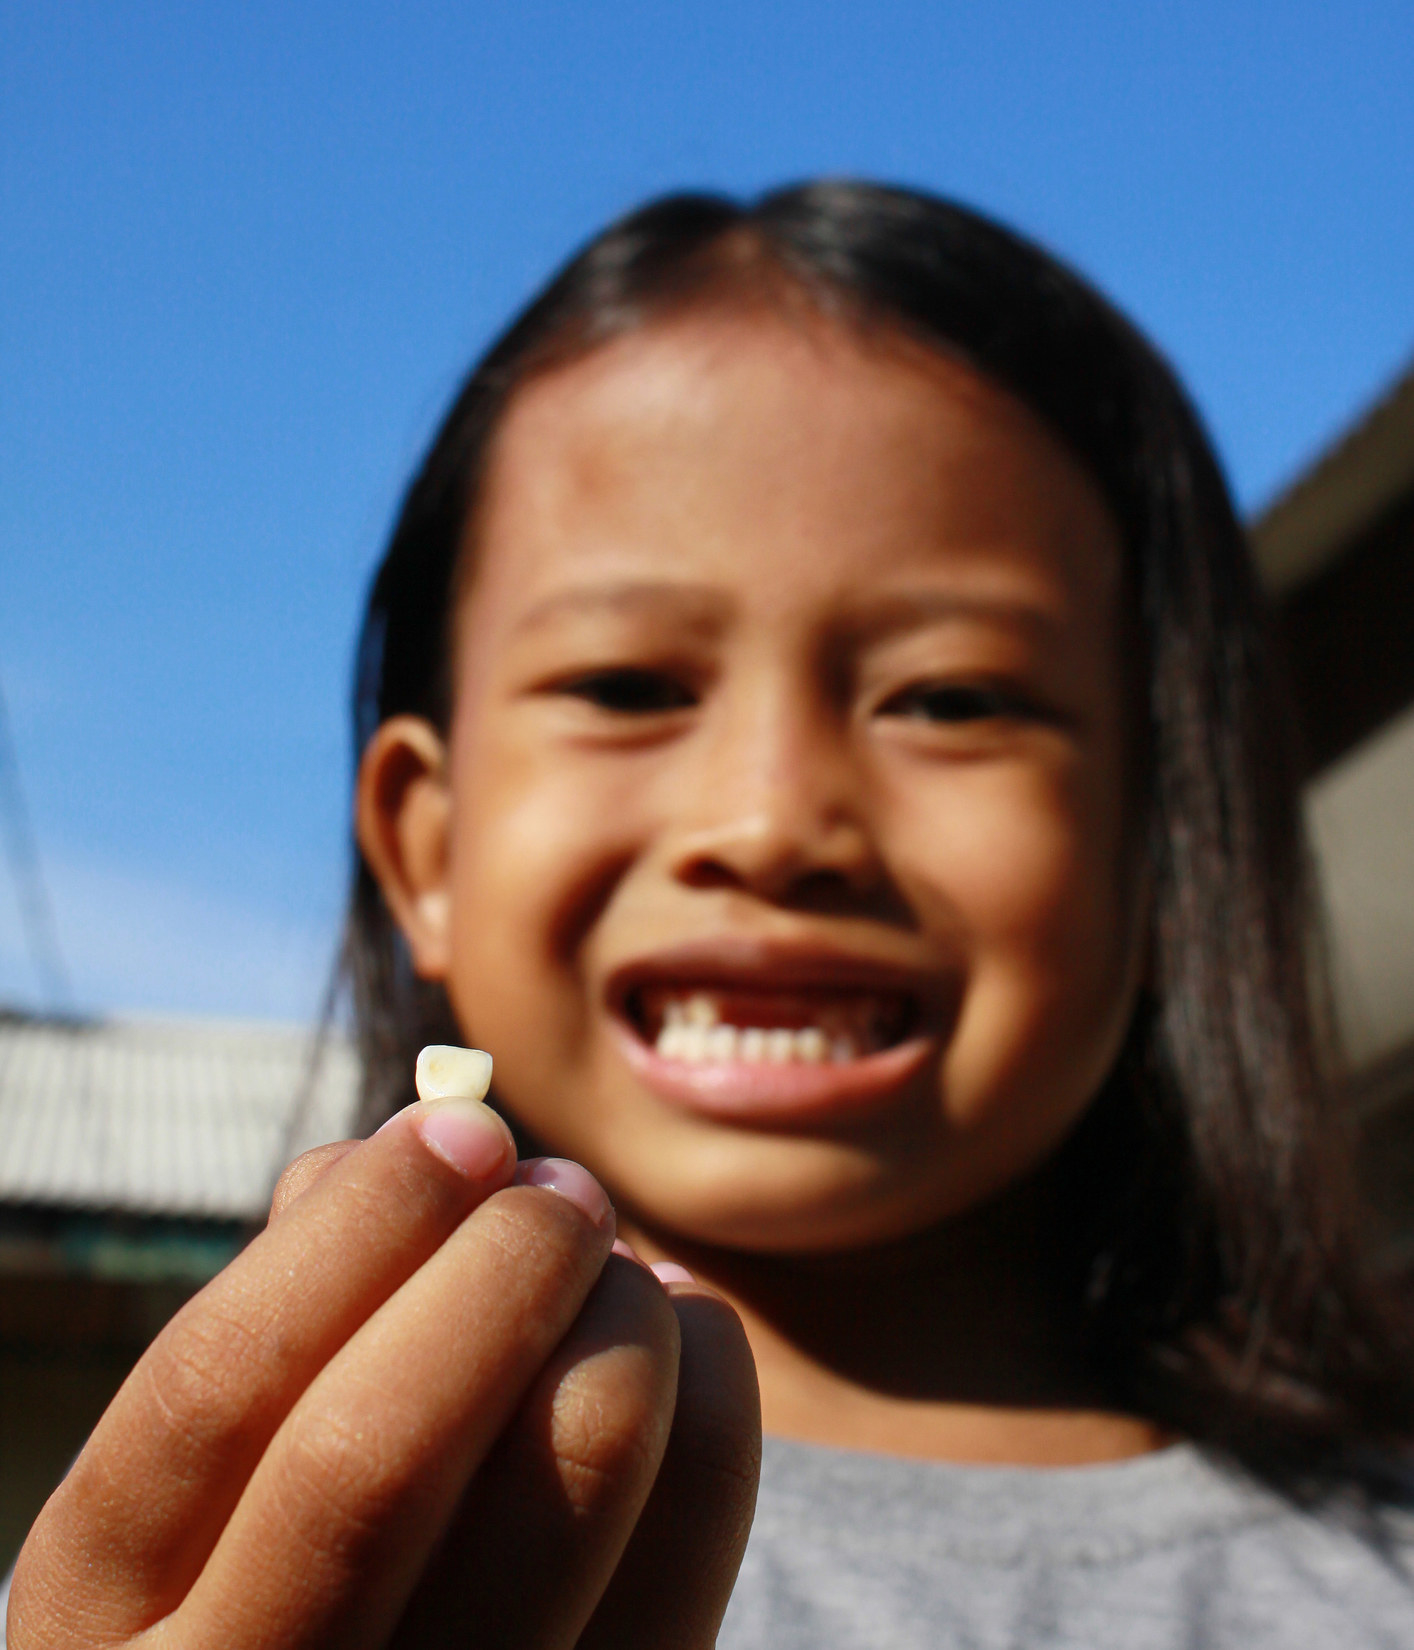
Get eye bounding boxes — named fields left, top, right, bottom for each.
left=877, top=682, right=1027, bottom=724
left=558, top=667, right=697, bottom=714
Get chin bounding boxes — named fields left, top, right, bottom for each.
left=611, top=1149, right=978, bottom=1257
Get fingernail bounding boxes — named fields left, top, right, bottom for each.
left=611, top=1237, right=644, bottom=1264
left=650, top=1261, right=697, bottom=1286
left=514, top=1157, right=614, bottom=1232
left=412, top=1099, right=514, bottom=1180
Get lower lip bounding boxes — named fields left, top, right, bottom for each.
left=614, top=1020, right=936, bottom=1125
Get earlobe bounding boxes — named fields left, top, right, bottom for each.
left=355, top=715, right=454, bottom=980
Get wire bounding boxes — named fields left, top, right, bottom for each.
left=0, top=670, right=73, bottom=1012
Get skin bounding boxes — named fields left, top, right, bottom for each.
left=8, top=305, right=1161, bottom=1647
left=11, top=1105, right=759, bottom=1648
left=370, top=306, right=1159, bottom=1461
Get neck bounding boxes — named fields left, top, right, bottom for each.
left=620, top=1173, right=1170, bottom=1467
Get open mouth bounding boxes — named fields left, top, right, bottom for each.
left=608, top=944, right=941, bottom=1123
left=625, top=984, right=918, bottom=1065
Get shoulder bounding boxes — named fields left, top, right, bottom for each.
left=718, top=1438, right=1414, bottom=1650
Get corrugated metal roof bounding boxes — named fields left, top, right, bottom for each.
left=0, top=1014, right=360, bottom=1221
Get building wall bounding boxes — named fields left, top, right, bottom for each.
left=0, top=1275, right=198, bottom=1572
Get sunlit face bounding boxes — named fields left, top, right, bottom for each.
left=434, top=308, right=1144, bottom=1252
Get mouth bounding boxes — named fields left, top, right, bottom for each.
left=608, top=943, right=941, bottom=1125
left=626, top=983, right=918, bottom=1065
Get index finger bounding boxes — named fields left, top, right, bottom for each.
left=270, top=1140, right=360, bottom=1219
left=11, top=1096, right=519, bottom=1644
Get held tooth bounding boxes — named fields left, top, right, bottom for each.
left=795, top=1027, right=827, bottom=1063
left=706, top=1024, right=739, bottom=1061
left=765, top=1029, right=795, bottom=1063
left=739, top=1027, right=768, bottom=1063
left=685, top=993, right=719, bottom=1028
left=416, top=1045, right=494, bottom=1102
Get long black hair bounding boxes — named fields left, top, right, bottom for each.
left=343, top=180, right=1414, bottom=1485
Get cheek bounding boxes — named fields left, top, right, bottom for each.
left=890, top=759, right=1123, bottom=941
left=442, top=726, right=644, bottom=1054
left=886, top=761, right=1137, bottom=1118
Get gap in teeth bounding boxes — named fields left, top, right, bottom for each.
left=650, top=989, right=883, bottom=1065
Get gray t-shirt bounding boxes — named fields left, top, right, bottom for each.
left=5, top=1440, right=1410, bottom=1646
left=718, top=1437, right=1414, bottom=1648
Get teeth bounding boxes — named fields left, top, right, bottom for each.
left=685, top=993, right=718, bottom=1028
left=652, top=1019, right=864, bottom=1065
left=796, top=1027, right=826, bottom=1063
left=705, top=1024, right=738, bottom=1061
left=678, top=1024, right=709, bottom=1062
left=643, top=986, right=910, bottom=1064
left=765, top=1029, right=795, bottom=1063
left=739, top=1027, right=767, bottom=1062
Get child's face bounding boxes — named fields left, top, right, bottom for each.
left=409, top=309, right=1144, bottom=1253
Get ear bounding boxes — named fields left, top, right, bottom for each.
left=355, top=715, right=453, bottom=980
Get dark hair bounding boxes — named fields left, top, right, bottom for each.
left=344, top=180, right=1414, bottom=1485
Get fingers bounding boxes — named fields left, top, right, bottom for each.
left=577, top=1279, right=761, bottom=1650
left=269, top=1141, right=360, bottom=1219
left=387, top=1253, right=683, bottom=1650
left=13, top=1097, right=521, bottom=1641
left=171, top=1176, right=620, bottom=1650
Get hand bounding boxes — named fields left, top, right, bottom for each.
left=7, top=1090, right=760, bottom=1647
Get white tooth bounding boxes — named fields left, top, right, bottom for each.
left=765, top=1029, right=795, bottom=1063
left=739, top=1027, right=768, bottom=1063
left=664, top=1000, right=686, bottom=1028
left=795, top=1027, right=827, bottom=1063
left=830, top=1035, right=858, bottom=1064
left=685, top=993, right=719, bottom=1028
left=415, top=1045, right=493, bottom=1102
left=706, top=1024, right=739, bottom=1062
left=656, top=1023, right=683, bottom=1059
left=678, top=1024, right=710, bottom=1062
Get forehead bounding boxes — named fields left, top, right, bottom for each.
left=467, top=309, right=1123, bottom=629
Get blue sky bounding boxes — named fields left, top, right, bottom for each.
left=2, top=1, right=1412, bottom=1020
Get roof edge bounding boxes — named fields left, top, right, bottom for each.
left=1251, top=359, right=1414, bottom=595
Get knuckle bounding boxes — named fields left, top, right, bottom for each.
left=551, top=1395, right=664, bottom=1517
left=546, top=1349, right=675, bottom=1515
left=140, top=1298, right=264, bottom=1447
left=475, top=1185, right=596, bottom=1278
left=275, top=1403, right=404, bottom=1540
left=306, top=1170, right=400, bottom=1244
left=314, top=1148, right=464, bottom=1248
left=675, top=1402, right=763, bottom=1493
left=269, top=1142, right=346, bottom=1217
left=6, top=1535, right=73, bottom=1649
left=271, top=1148, right=316, bottom=1207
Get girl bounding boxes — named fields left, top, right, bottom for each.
left=10, top=182, right=1414, bottom=1647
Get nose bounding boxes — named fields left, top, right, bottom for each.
left=665, top=681, right=883, bottom=910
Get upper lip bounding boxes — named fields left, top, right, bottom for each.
left=605, top=933, right=949, bottom=1022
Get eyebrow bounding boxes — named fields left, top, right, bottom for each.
left=510, top=580, right=731, bottom=636
left=509, top=580, right=1059, bottom=645
left=839, top=589, right=1061, bottom=645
